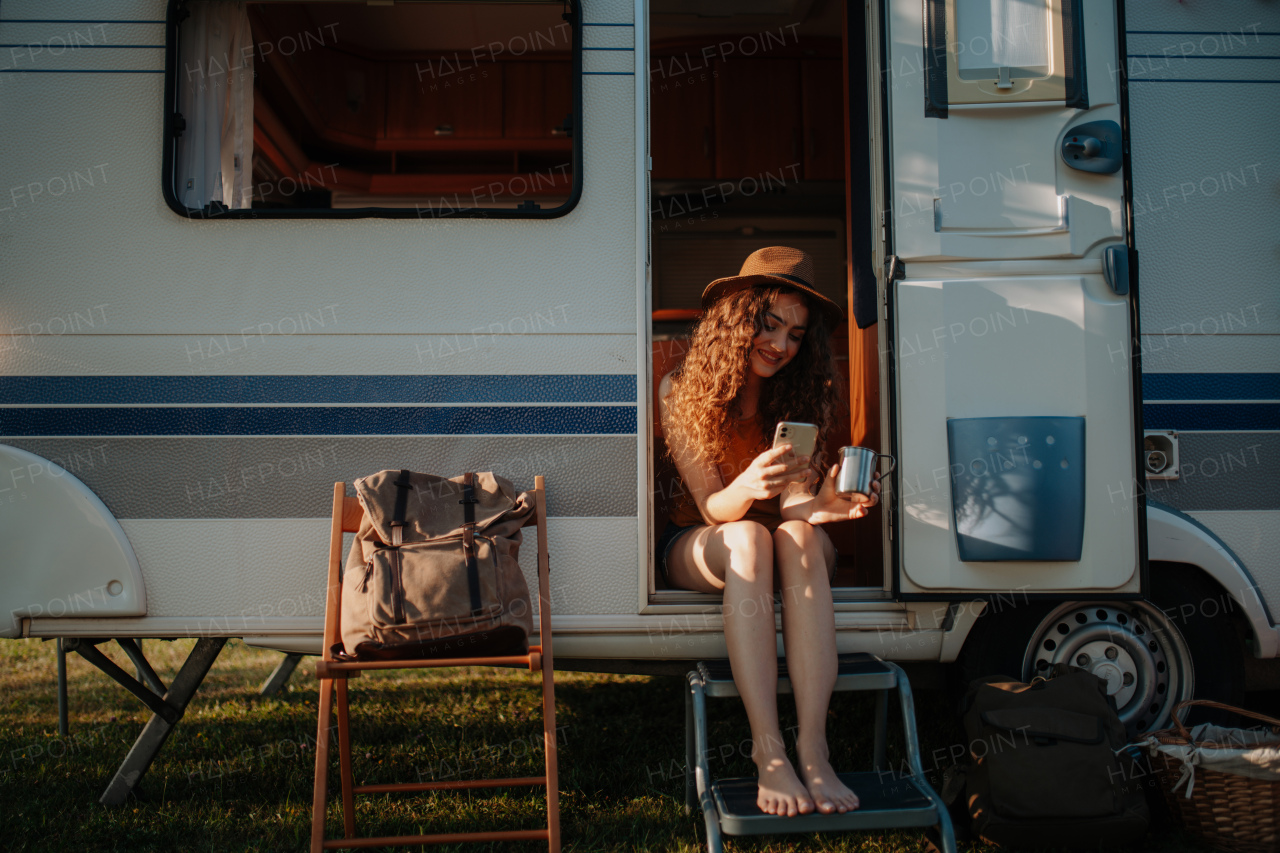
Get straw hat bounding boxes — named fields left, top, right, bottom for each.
left=700, top=246, right=844, bottom=329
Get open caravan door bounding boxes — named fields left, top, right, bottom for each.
left=882, top=0, right=1140, bottom=598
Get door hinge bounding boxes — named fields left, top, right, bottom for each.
left=883, top=255, right=904, bottom=307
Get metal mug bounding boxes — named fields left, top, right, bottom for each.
left=835, top=446, right=896, bottom=498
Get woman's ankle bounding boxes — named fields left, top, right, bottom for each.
left=794, top=735, right=831, bottom=765
left=749, top=732, right=792, bottom=767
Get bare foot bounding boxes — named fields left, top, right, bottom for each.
left=755, top=755, right=815, bottom=817
left=798, top=754, right=860, bottom=814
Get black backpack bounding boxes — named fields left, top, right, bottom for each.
left=955, top=666, right=1149, bottom=848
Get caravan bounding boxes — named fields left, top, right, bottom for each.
left=1, top=0, right=1276, bottom=752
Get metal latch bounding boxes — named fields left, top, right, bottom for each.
left=1102, top=244, right=1133, bottom=296
left=1061, top=120, right=1122, bottom=174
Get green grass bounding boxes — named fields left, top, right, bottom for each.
left=0, top=638, right=1210, bottom=852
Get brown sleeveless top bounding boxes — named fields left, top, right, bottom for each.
left=667, top=416, right=784, bottom=530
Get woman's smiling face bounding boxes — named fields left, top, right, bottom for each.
left=749, top=291, right=808, bottom=379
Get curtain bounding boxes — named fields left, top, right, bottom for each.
left=176, top=2, right=254, bottom=210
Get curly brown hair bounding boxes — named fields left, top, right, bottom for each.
left=662, top=285, right=844, bottom=483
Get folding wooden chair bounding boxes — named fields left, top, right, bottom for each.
left=310, top=476, right=560, bottom=852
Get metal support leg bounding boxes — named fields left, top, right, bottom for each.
left=685, top=672, right=723, bottom=853
left=56, top=638, right=68, bottom=737
left=116, top=639, right=166, bottom=695
left=259, top=652, right=303, bottom=696
left=884, top=662, right=957, bottom=853
left=99, top=637, right=226, bottom=806
left=873, top=688, right=889, bottom=772
left=684, top=675, right=696, bottom=814
left=67, top=639, right=176, bottom=723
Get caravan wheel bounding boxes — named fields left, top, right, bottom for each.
left=1021, top=601, right=1193, bottom=735
left=958, top=570, right=1243, bottom=737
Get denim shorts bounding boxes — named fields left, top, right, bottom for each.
left=656, top=520, right=701, bottom=586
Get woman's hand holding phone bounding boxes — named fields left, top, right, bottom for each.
left=732, top=444, right=812, bottom=501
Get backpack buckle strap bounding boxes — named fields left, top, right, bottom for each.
left=460, top=472, right=483, bottom=617
left=390, top=469, right=412, bottom=547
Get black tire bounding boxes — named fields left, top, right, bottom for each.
left=956, top=565, right=1244, bottom=735
left=1148, top=562, right=1246, bottom=726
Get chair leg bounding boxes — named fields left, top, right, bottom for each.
left=540, top=659, right=561, bottom=853
left=335, top=679, right=357, bottom=839
left=310, top=679, right=334, bottom=853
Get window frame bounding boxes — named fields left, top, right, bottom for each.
left=922, top=0, right=1086, bottom=117
left=161, top=0, right=584, bottom=220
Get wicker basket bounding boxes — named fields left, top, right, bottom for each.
left=1146, top=700, right=1280, bottom=853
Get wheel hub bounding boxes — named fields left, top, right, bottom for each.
left=1022, top=602, right=1193, bottom=735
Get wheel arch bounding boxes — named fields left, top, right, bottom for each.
left=942, top=499, right=1277, bottom=663
left=1146, top=500, right=1278, bottom=658
left=0, top=444, right=146, bottom=638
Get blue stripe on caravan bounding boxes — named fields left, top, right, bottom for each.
left=1143, top=373, right=1280, bottom=401
left=0, top=375, right=636, bottom=404
left=0, top=406, right=636, bottom=436
left=1143, top=403, right=1280, bottom=431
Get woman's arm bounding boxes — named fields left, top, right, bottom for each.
left=658, top=374, right=806, bottom=525
left=780, top=463, right=880, bottom=524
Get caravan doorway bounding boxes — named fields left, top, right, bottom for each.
left=647, top=1, right=884, bottom=600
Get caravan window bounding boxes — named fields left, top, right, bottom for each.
left=164, top=1, right=581, bottom=218
left=924, top=0, right=1086, bottom=111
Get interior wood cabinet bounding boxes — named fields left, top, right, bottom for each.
left=650, top=77, right=715, bottom=179
left=802, top=59, right=844, bottom=180
left=714, top=58, right=801, bottom=179
left=504, top=61, right=573, bottom=138
left=384, top=61, right=505, bottom=140
left=649, top=46, right=843, bottom=182
left=295, top=50, right=381, bottom=144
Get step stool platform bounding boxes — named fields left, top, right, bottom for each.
left=712, top=771, right=937, bottom=836
left=685, top=655, right=957, bottom=853
left=695, top=652, right=898, bottom=698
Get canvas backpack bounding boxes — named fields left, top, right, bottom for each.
left=337, top=469, right=535, bottom=660
left=958, top=666, right=1149, bottom=848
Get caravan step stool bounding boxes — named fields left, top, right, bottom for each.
left=685, top=653, right=956, bottom=853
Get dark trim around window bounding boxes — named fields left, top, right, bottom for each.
left=921, top=0, right=1086, bottom=118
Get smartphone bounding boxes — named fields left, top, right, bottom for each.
left=772, top=421, right=818, bottom=468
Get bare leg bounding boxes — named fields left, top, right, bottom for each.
left=667, top=521, right=814, bottom=816
left=774, top=520, right=860, bottom=814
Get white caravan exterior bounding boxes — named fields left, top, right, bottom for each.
left=0, top=0, right=1276, bottom=735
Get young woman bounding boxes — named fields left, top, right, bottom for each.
left=657, top=246, right=880, bottom=818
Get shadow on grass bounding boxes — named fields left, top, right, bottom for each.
left=0, top=639, right=1226, bottom=852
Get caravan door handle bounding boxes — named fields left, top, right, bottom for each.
left=1060, top=120, right=1122, bottom=174
left=1064, top=136, right=1102, bottom=158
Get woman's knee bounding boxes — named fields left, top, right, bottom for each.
left=721, top=520, right=772, bottom=553
left=716, top=521, right=773, bottom=583
left=774, top=521, right=834, bottom=574
left=774, top=519, right=821, bottom=552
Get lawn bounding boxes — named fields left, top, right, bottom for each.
left=0, top=638, right=1210, bottom=852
